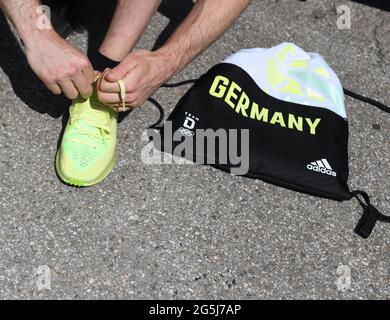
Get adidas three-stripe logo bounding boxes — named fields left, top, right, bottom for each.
left=307, top=159, right=337, bottom=177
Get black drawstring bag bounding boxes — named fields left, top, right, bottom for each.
left=147, top=43, right=389, bottom=238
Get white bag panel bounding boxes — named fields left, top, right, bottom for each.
left=223, top=42, right=347, bottom=119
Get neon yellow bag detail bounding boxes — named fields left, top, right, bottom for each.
left=223, top=42, right=346, bottom=118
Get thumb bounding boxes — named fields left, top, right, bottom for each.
left=106, top=62, right=129, bottom=82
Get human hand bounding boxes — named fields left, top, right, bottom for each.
left=97, top=49, right=178, bottom=111
left=25, top=29, right=95, bottom=99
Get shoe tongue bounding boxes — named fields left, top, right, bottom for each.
left=69, top=88, right=113, bottom=144
left=77, top=119, right=101, bottom=134
left=70, top=119, right=103, bottom=147
left=70, top=110, right=107, bottom=144
left=72, top=98, right=110, bottom=130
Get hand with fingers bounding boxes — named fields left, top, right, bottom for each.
left=25, top=29, right=95, bottom=100
left=97, top=49, right=178, bottom=112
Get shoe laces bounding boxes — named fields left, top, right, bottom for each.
left=68, top=98, right=112, bottom=148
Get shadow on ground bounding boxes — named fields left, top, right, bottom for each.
left=351, top=0, right=390, bottom=12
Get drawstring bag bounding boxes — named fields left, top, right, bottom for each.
left=147, top=42, right=390, bottom=238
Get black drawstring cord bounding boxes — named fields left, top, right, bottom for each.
left=161, top=79, right=198, bottom=88
left=343, top=88, right=390, bottom=114
left=352, top=190, right=390, bottom=222
left=147, top=97, right=165, bottom=130
left=147, top=79, right=198, bottom=129
left=343, top=89, right=389, bottom=238
left=351, top=190, right=390, bottom=238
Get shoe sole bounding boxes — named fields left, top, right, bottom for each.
left=55, top=153, right=116, bottom=187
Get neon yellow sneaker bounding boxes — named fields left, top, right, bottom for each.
left=56, top=84, right=117, bottom=187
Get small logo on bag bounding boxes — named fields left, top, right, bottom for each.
left=179, top=112, right=199, bottom=136
left=307, top=159, right=337, bottom=177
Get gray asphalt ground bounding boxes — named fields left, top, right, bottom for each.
left=0, top=0, right=389, bottom=299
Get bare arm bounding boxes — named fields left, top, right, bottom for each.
left=0, top=0, right=95, bottom=99
left=0, top=0, right=41, bottom=41
left=99, top=0, right=252, bottom=109
left=99, top=0, right=161, bottom=61
left=160, top=0, right=252, bottom=74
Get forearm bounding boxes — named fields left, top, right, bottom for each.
left=100, top=0, right=161, bottom=61
left=0, top=0, right=43, bottom=44
left=158, top=0, right=252, bottom=75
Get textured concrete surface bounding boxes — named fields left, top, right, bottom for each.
left=0, top=0, right=389, bottom=299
